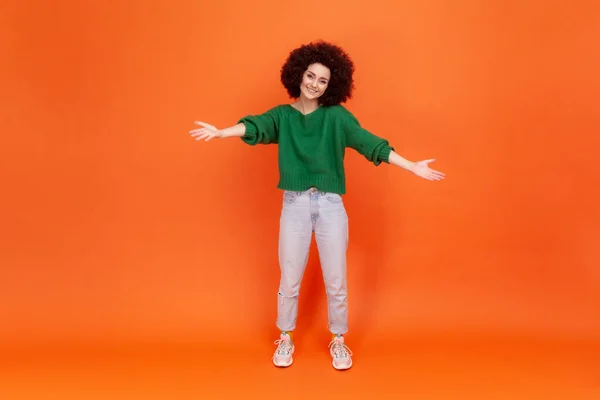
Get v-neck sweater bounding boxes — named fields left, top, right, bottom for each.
left=237, top=104, right=394, bottom=195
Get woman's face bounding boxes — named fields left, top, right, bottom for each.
left=299, top=63, right=330, bottom=101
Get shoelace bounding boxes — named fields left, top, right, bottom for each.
left=328, top=339, right=353, bottom=359
left=274, top=338, right=292, bottom=355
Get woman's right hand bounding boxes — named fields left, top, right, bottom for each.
left=189, top=121, right=222, bottom=141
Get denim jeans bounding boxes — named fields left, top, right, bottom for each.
left=276, top=187, right=349, bottom=335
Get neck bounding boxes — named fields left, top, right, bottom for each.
left=296, top=96, right=320, bottom=115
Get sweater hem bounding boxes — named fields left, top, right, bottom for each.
left=277, top=174, right=347, bottom=195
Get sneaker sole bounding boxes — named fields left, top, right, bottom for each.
left=332, top=359, right=352, bottom=370
left=273, top=357, right=293, bottom=368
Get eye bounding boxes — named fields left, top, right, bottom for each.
left=320, top=80, right=327, bottom=85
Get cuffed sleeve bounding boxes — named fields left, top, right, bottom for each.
left=238, top=106, right=280, bottom=145
left=344, top=113, right=394, bottom=166
left=372, top=142, right=393, bottom=165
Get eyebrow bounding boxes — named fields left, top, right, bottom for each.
left=307, top=71, right=329, bottom=81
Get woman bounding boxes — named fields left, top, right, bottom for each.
left=189, top=40, right=445, bottom=370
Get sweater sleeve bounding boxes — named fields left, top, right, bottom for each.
left=237, top=106, right=280, bottom=145
left=343, top=111, right=394, bottom=166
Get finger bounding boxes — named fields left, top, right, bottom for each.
left=190, top=128, right=206, bottom=136
left=189, top=128, right=205, bottom=135
left=194, top=121, right=214, bottom=129
left=424, top=159, right=436, bottom=165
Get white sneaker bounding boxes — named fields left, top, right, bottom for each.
left=329, top=335, right=353, bottom=370
left=272, top=333, right=294, bottom=367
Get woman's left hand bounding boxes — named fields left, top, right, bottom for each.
left=411, top=159, right=446, bottom=181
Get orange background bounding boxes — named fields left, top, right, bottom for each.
left=1, top=0, right=599, bottom=398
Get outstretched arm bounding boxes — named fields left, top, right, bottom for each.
left=189, top=121, right=245, bottom=141
left=342, top=112, right=446, bottom=181
left=388, top=151, right=445, bottom=181
left=190, top=106, right=280, bottom=145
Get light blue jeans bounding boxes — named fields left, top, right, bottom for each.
left=276, top=187, right=349, bottom=335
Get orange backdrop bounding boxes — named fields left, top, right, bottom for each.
left=1, top=0, right=599, bottom=348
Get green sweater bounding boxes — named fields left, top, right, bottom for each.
left=238, top=104, right=394, bottom=195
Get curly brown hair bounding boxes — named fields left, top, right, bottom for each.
left=280, top=40, right=355, bottom=106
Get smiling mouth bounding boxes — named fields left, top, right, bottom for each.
left=307, top=87, right=318, bottom=94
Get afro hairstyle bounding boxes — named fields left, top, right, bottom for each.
left=280, top=40, right=355, bottom=106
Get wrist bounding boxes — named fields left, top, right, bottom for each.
left=221, top=123, right=246, bottom=139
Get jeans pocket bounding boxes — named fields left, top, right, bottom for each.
left=325, top=193, right=343, bottom=204
left=283, top=191, right=298, bottom=204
